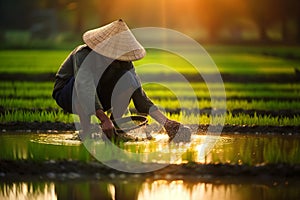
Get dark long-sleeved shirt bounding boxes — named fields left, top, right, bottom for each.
left=53, top=44, right=155, bottom=115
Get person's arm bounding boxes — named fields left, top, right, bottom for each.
left=96, top=109, right=116, bottom=139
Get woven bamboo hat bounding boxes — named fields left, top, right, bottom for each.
left=82, top=19, right=146, bottom=61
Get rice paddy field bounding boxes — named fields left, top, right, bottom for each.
left=0, top=46, right=300, bottom=127
left=1, top=45, right=300, bottom=199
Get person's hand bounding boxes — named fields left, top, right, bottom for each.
left=96, top=109, right=117, bottom=140
left=100, top=119, right=116, bottom=140
left=164, top=119, right=192, bottom=142
left=164, top=119, right=181, bottom=139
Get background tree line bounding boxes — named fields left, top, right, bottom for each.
left=1, top=0, right=299, bottom=45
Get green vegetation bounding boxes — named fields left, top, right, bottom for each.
left=0, top=110, right=76, bottom=123
left=0, top=50, right=69, bottom=74
left=1, top=46, right=300, bottom=75
left=0, top=46, right=299, bottom=127
left=135, top=47, right=300, bottom=75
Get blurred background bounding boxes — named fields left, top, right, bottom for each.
left=0, top=0, right=300, bottom=49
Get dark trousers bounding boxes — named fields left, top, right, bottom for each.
left=54, top=77, right=75, bottom=113
left=54, top=76, right=157, bottom=115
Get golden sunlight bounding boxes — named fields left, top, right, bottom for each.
left=137, top=180, right=245, bottom=200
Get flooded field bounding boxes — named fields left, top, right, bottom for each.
left=1, top=131, right=300, bottom=199
left=1, top=131, right=300, bottom=165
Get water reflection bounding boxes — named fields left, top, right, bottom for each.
left=0, top=132, right=300, bottom=165
left=1, top=179, right=300, bottom=200
left=0, top=182, right=57, bottom=200
left=138, top=179, right=300, bottom=200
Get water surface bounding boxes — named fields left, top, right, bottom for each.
left=1, top=131, right=300, bottom=199
left=1, top=178, right=300, bottom=200
left=1, top=132, right=300, bottom=165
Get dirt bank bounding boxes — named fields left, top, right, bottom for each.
left=1, top=159, right=300, bottom=183
left=1, top=122, right=299, bottom=135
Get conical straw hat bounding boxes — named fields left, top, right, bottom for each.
left=82, top=19, right=146, bottom=61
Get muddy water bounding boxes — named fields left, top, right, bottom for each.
left=1, top=131, right=300, bottom=165
left=1, top=132, right=300, bottom=199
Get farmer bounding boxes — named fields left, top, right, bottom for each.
left=52, top=19, right=190, bottom=140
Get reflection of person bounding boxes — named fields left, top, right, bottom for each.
left=52, top=19, right=190, bottom=140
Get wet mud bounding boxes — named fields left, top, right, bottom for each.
left=1, top=122, right=299, bottom=135
left=1, top=159, right=300, bottom=182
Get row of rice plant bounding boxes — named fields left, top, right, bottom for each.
left=2, top=81, right=300, bottom=91
left=1, top=109, right=299, bottom=126
left=135, top=49, right=299, bottom=75
left=150, top=99, right=300, bottom=111
left=2, top=98, right=300, bottom=112
left=0, top=88, right=52, bottom=97
left=145, top=89, right=300, bottom=99
left=1, top=48, right=299, bottom=75
left=0, top=50, right=69, bottom=74
left=163, top=112, right=300, bottom=126
left=0, top=110, right=77, bottom=123
left=0, top=98, right=58, bottom=109
left=1, top=85, right=300, bottom=99
left=1, top=47, right=299, bottom=126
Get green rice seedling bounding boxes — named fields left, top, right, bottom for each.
left=224, top=83, right=300, bottom=91
left=209, top=53, right=298, bottom=75
left=145, top=89, right=300, bottom=99
left=2, top=92, right=299, bottom=113
left=0, top=50, right=69, bottom=74
left=0, top=81, right=54, bottom=89
left=143, top=82, right=300, bottom=91
left=143, top=99, right=300, bottom=111
left=226, top=99, right=300, bottom=111
left=135, top=49, right=299, bottom=75
left=0, top=88, right=52, bottom=98
left=1, top=48, right=299, bottom=75
left=1, top=81, right=300, bottom=100
left=156, top=112, right=300, bottom=126
left=224, top=112, right=300, bottom=126
left=0, top=110, right=77, bottom=123
left=0, top=98, right=58, bottom=109
left=2, top=81, right=299, bottom=93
